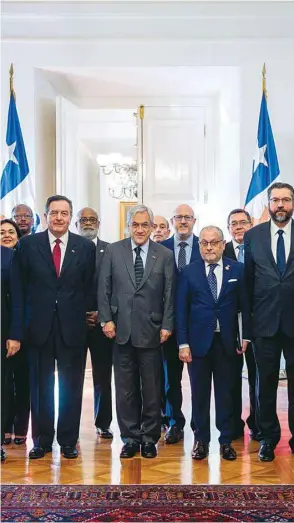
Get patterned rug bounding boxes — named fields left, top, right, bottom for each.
left=2, top=484, right=294, bottom=522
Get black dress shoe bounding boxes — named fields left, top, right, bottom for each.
left=120, top=442, right=140, bottom=459
left=29, top=446, right=52, bottom=459
left=258, top=443, right=275, bottom=462
left=14, top=437, right=27, bottom=445
left=1, top=447, right=6, bottom=462
left=3, top=437, right=12, bottom=445
left=164, top=426, right=184, bottom=444
left=97, top=428, right=113, bottom=439
left=192, top=440, right=209, bottom=460
left=61, top=446, right=78, bottom=459
left=220, top=443, right=237, bottom=460
left=141, top=442, right=157, bottom=458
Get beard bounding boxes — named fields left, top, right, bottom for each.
left=269, top=207, right=293, bottom=224
left=80, top=227, right=98, bottom=240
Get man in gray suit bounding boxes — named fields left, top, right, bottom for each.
left=98, top=204, right=175, bottom=459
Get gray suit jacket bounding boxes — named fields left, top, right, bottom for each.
left=98, top=237, right=175, bottom=348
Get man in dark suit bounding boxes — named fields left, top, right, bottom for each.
left=76, top=207, right=113, bottom=439
left=15, top=195, right=96, bottom=459
left=98, top=204, right=174, bottom=459
left=1, top=246, right=23, bottom=461
left=224, top=208, right=258, bottom=440
left=161, top=204, right=200, bottom=444
left=244, top=182, right=294, bottom=461
left=177, top=226, right=251, bottom=461
left=11, top=204, right=34, bottom=237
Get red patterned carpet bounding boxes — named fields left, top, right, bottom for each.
left=1, top=484, right=294, bottom=522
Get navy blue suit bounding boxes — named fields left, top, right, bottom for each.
left=161, top=234, right=200, bottom=429
left=1, top=246, right=23, bottom=443
left=176, top=256, right=250, bottom=444
left=15, top=231, right=96, bottom=448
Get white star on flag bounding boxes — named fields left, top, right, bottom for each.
left=253, top=143, right=268, bottom=173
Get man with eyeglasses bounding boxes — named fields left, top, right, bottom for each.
left=98, top=204, right=174, bottom=459
left=161, top=204, right=200, bottom=444
left=224, top=209, right=258, bottom=441
left=76, top=207, right=113, bottom=440
left=11, top=204, right=34, bottom=237
left=244, top=181, right=294, bottom=462
left=177, top=226, right=250, bottom=461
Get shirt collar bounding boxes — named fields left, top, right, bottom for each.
left=205, top=258, right=223, bottom=269
left=48, top=229, right=69, bottom=246
left=271, top=219, right=292, bottom=236
left=175, top=233, right=194, bottom=248
left=131, top=238, right=150, bottom=254
left=232, top=238, right=243, bottom=249
left=92, top=237, right=98, bottom=246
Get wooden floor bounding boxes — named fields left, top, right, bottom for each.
left=2, top=366, right=294, bottom=485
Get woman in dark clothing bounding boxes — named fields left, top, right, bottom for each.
left=0, top=220, right=29, bottom=447
left=1, top=245, right=23, bottom=460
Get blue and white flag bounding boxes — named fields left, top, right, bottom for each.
left=1, top=93, right=40, bottom=229
left=245, top=92, right=280, bottom=222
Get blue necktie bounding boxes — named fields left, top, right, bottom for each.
left=237, top=244, right=244, bottom=264
left=134, top=246, right=144, bottom=287
left=276, top=230, right=286, bottom=276
left=207, top=264, right=218, bottom=330
left=178, top=242, right=187, bottom=270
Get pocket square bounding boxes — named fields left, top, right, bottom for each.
left=228, top=278, right=237, bottom=283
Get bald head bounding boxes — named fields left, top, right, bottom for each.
left=171, top=203, right=196, bottom=240
left=76, top=207, right=100, bottom=240
left=152, top=215, right=170, bottom=242
left=12, top=204, right=34, bottom=236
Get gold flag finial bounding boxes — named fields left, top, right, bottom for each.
left=9, top=63, right=16, bottom=99
left=139, top=105, right=144, bottom=120
left=262, top=63, right=267, bottom=99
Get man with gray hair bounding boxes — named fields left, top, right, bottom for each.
left=176, top=225, right=250, bottom=461
left=98, top=204, right=175, bottom=459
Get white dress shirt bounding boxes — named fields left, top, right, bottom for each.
left=131, top=239, right=149, bottom=268
left=48, top=229, right=69, bottom=271
left=271, top=219, right=292, bottom=263
left=92, top=236, right=98, bottom=246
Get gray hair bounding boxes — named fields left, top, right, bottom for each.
left=199, top=225, right=224, bottom=240
left=127, top=204, right=154, bottom=226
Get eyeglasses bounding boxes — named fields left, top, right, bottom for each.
left=199, top=240, right=223, bottom=248
left=78, top=217, right=98, bottom=224
left=229, top=220, right=251, bottom=227
left=13, top=214, right=33, bottom=220
left=269, top=197, right=293, bottom=205
left=173, top=215, right=194, bottom=222
left=131, top=222, right=150, bottom=230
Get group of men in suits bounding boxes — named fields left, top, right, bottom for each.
left=2, top=181, right=294, bottom=463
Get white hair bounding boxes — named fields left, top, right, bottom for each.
left=199, top=225, right=224, bottom=240
left=127, top=204, right=154, bottom=226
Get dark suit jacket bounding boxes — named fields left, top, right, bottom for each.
left=1, top=246, right=23, bottom=343
left=176, top=256, right=251, bottom=357
left=244, top=219, right=294, bottom=338
left=88, top=238, right=109, bottom=311
left=15, top=230, right=96, bottom=347
left=224, top=240, right=237, bottom=261
left=98, top=237, right=175, bottom=348
left=161, top=234, right=200, bottom=277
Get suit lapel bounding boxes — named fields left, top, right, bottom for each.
left=96, top=239, right=106, bottom=270
left=261, top=221, right=280, bottom=277
left=37, top=231, right=56, bottom=275
left=284, top=219, right=294, bottom=277
left=59, top=233, right=77, bottom=277
left=137, top=240, right=158, bottom=290
left=190, top=235, right=200, bottom=263
left=122, top=238, right=136, bottom=288
left=200, top=260, right=216, bottom=305
left=218, top=261, right=232, bottom=301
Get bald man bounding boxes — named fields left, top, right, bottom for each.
left=12, top=204, right=34, bottom=237
left=76, top=207, right=113, bottom=439
left=161, top=204, right=200, bottom=443
left=152, top=216, right=170, bottom=243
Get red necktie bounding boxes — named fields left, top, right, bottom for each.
left=52, top=238, right=62, bottom=277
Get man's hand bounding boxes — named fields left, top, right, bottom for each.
left=102, top=321, right=116, bottom=339
left=6, top=339, right=21, bottom=358
left=236, top=340, right=249, bottom=355
left=179, top=346, right=192, bottom=363
left=160, top=329, right=172, bottom=344
left=86, top=311, right=98, bottom=328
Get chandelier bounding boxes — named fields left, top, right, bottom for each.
left=97, top=154, right=138, bottom=200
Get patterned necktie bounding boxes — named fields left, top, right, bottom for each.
left=134, top=246, right=144, bottom=287
left=237, top=244, right=244, bottom=264
left=207, top=263, right=218, bottom=302
left=52, top=238, right=62, bottom=277
left=276, top=230, right=286, bottom=276
left=178, top=241, right=188, bottom=270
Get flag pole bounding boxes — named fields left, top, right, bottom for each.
left=9, top=63, right=16, bottom=100
left=262, top=63, right=267, bottom=99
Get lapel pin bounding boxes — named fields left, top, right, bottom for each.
left=152, top=255, right=156, bottom=259
left=100, top=249, right=104, bottom=253
left=72, top=249, right=75, bottom=253
left=225, top=265, right=230, bottom=270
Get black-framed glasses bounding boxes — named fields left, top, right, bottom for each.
left=13, top=214, right=33, bottom=220
left=199, top=240, right=223, bottom=248
left=269, top=197, right=293, bottom=205
left=173, top=215, right=194, bottom=222
left=78, top=217, right=98, bottom=224
left=229, top=220, right=251, bottom=227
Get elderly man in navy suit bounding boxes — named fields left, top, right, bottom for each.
left=176, top=226, right=251, bottom=461
left=161, top=204, right=200, bottom=444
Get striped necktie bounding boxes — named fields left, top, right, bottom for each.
left=134, top=246, right=144, bottom=287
